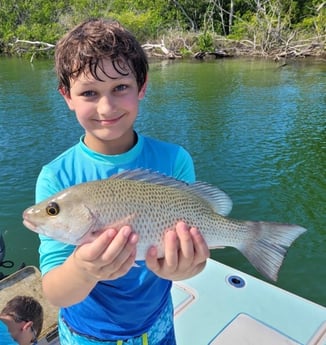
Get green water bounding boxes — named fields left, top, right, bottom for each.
left=0, top=57, right=325, bottom=306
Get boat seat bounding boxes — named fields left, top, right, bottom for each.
left=209, top=313, right=300, bottom=345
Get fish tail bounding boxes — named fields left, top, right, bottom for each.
left=239, top=221, right=306, bottom=281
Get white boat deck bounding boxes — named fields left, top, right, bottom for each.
left=172, top=259, right=326, bottom=345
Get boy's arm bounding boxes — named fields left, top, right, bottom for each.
left=36, top=169, right=139, bottom=307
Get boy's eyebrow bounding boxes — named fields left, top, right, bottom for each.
left=77, top=73, right=134, bottom=83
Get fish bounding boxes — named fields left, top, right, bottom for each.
left=23, top=169, right=306, bottom=281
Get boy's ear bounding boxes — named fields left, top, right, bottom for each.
left=58, top=87, right=66, bottom=96
left=21, top=320, right=33, bottom=331
left=59, top=88, right=75, bottom=110
left=138, top=75, right=148, bottom=100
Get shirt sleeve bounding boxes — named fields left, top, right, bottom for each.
left=35, top=166, right=75, bottom=276
left=173, top=146, right=196, bottom=183
left=35, top=166, right=63, bottom=203
left=0, top=322, right=20, bottom=344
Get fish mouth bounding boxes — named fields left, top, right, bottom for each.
left=23, top=218, right=36, bottom=231
left=22, top=209, right=37, bottom=231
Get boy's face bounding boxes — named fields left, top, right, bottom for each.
left=61, top=58, right=147, bottom=155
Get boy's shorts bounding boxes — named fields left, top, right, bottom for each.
left=58, top=297, right=176, bottom=345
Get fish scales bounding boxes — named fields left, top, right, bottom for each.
left=80, top=178, right=230, bottom=253
left=82, top=178, right=241, bottom=250
left=23, top=169, right=306, bottom=281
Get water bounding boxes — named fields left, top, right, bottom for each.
left=0, top=57, right=325, bottom=306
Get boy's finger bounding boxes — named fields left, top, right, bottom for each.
left=78, top=228, right=118, bottom=261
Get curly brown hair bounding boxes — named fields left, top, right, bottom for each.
left=55, top=18, right=149, bottom=93
left=1, top=295, right=44, bottom=337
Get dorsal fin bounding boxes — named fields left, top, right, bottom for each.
left=110, top=169, right=233, bottom=216
left=187, top=181, right=232, bottom=216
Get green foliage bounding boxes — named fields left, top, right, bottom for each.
left=179, top=47, right=193, bottom=57
left=294, top=3, right=326, bottom=35
left=110, top=9, right=165, bottom=42
left=0, top=0, right=325, bottom=56
left=197, top=31, right=214, bottom=51
left=227, top=11, right=255, bottom=41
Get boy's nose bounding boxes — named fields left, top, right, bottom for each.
left=98, top=95, right=115, bottom=115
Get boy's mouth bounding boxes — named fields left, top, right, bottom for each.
left=98, top=114, right=124, bottom=126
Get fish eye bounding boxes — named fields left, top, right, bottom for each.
left=46, top=202, right=60, bottom=216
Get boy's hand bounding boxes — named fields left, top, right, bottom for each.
left=42, top=226, right=138, bottom=307
left=72, top=226, right=138, bottom=282
left=145, top=221, right=210, bottom=280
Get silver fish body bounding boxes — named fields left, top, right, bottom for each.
left=23, top=169, right=306, bottom=281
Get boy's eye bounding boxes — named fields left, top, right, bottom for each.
left=81, top=90, right=96, bottom=97
left=115, top=84, right=128, bottom=92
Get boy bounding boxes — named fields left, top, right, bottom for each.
left=0, top=295, right=43, bottom=345
left=36, top=18, right=209, bottom=344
